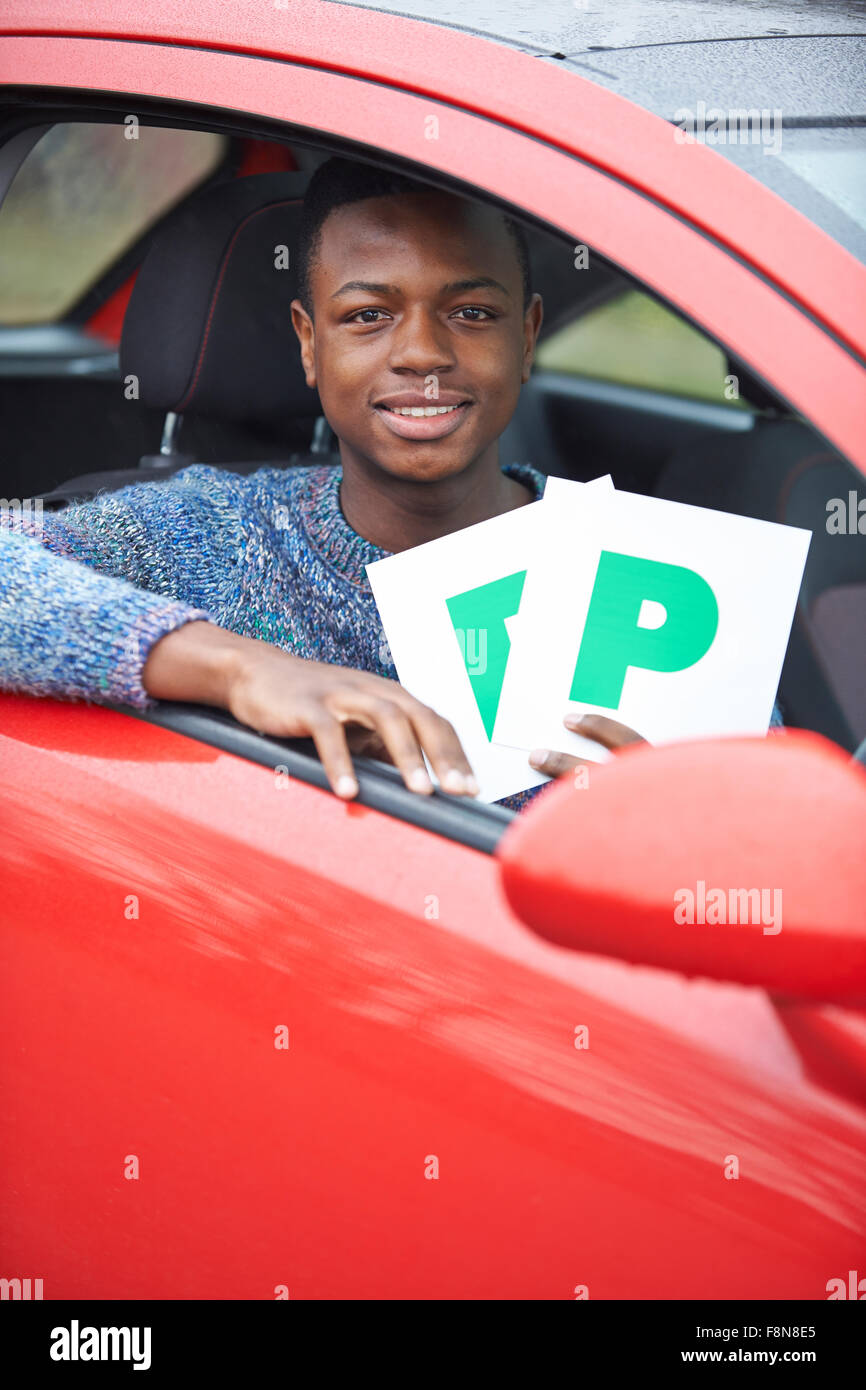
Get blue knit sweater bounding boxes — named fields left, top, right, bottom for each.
left=0, top=458, right=554, bottom=812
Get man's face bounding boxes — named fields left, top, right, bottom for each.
left=291, top=191, right=542, bottom=483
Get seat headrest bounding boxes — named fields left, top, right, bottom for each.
left=120, top=172, right=318, bottom=427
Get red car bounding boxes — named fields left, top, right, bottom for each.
left=1, top=0, right=865, bottom=1302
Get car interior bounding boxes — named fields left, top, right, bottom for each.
left=0, top=101, right=863, bottom=828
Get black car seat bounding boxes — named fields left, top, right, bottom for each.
left=39, top=171, right=335, bottom=507
left=655, top=417, right=865, bottom=752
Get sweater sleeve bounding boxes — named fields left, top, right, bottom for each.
left=0, top=466, right=243, bottom=710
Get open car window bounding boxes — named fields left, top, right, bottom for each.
left=536, top=288, right=753, bottom=410
left=1, top=98, right=863, bottom=840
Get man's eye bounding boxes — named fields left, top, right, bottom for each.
left=453, top=306, right=497, bottom=321
left=348, top=308, right=389, bottom=323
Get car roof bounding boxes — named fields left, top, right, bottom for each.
left=337, top=1, right=866, bottom=265
left=338, top=0, right=866, bottom=120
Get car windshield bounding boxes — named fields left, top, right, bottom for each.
left=711, top=122, right=866, bottom=266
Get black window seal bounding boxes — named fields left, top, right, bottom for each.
left=107, top=700, right=515, bottom=856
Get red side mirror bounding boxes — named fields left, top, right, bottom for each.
left=498, top=730, right=866, bottom=1003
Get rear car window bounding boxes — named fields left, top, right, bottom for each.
left=536, top=288, right=750, bottom=408
left=0, top=123, right=226, bottom=324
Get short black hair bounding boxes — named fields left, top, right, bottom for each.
left=296, top=156, right=531, bottom=316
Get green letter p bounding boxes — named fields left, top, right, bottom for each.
left=570, top=551, right=719, bottom=710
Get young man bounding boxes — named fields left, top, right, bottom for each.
left=0, top=157, right=645, bottom=811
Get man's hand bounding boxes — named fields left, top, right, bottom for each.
left=528, top=712, right=645, bottom=779
left=229, top=648, right=484, bottom=801
left=142, top=620, right=478, bottom=801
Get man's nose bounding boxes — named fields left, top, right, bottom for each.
left=388, top=306, right=456, bottom=374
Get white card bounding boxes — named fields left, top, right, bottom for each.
left=492, top=486, right=811, bottom=761
left=503, top=475, right=615, bottom=647
left=366, top=474, right=613, bottom=802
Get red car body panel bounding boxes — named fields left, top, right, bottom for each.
left=1, top=698, right=864, bottom=1299
left=0, top=1, right=864, bottom=1299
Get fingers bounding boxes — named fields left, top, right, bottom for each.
left=529, top=748, right=588, bottom=778
left=306, top=714, right=360, bottom=800
left=327, top=690, right=478, bottom=798
left=405, top=702, right=479, bottom=796
left=344, top=726, right=393, bottom=764
left=308, top=707, right=433, bottom=800
left=564, top=712, right=645, bottom=749
left=357, top=700, right=434, bottom=795
left=253, top=659, right=480, bottom=801
left=528, top=713, right=646, bottom=780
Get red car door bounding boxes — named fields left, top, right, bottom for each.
left=1, top=0, right=864, bottom=1300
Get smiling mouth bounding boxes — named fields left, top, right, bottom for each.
left=379, top=403, right=464, bottom=417
left=374, top=400, right=472, bottom=440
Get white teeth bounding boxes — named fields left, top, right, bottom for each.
left=385, top=404, right=462, bottom=416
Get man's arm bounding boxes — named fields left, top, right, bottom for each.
left=0, top=465, right=242, bottom=708
left=0, top=525, right=215, bottom=709
left=0, top=478, right=481, bottom=801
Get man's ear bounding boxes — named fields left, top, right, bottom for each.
left=521, top=293, right=543, bottom=384
left=290, top=299, right=317, bottom=389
